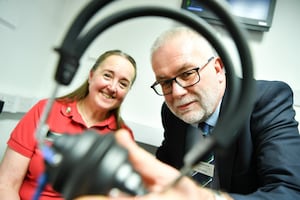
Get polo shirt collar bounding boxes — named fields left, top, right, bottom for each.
left=60, top=101, right=118, bottom=130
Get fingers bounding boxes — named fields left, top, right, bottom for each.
left=115, top=129, right=166, bottom=175
left=114, top=129, right=180, bottom=191
left=115, top=129, right=156, bottom=165
left=115, top=129, right=139, bottom=150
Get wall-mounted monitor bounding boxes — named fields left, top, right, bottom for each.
left=181, top=0, right=277, bottom=32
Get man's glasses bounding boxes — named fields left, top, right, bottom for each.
left=151, top=57, right=215, bottom=96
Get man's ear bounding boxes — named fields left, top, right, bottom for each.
left=214, top=57, right=226, bottom=83
left=214, top=57, right=224, bottom=72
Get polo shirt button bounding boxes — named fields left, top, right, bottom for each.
left=66, top=106, right=71, bottom=114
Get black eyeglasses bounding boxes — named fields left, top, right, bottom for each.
left=151, top=57, right=214, bottom=96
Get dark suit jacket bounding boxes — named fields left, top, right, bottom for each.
left=156, top=80, right=300, bottom=199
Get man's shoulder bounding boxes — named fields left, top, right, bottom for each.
left=255, top=79, right=290, bottom=87
left=254, top=79, right=292, bottom=95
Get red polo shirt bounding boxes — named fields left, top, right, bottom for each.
left=7, top=99, right=133, bottom=200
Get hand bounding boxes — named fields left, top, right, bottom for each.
left=75, top=129, right=218, bottom=200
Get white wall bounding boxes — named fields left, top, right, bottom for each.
left=0, top=0, right=299, bottom=158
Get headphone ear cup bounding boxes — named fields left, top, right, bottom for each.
left=45, top=131, right=99, bottom=195
left=45, top=130, right=147, bottom=200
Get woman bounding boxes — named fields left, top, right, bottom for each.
left=0, top=49, right=137, bottom=200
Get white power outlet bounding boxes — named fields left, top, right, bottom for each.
left=0, top=93, right=37, bottom=113
left=0, top=93, right=19, bottom=113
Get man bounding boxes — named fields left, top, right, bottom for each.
left=79, top=27, right=300, bottom=199
left=150, top=27, right=300, bottom=199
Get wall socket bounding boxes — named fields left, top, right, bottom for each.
left=0, top=100, right=4, bottom=113
left=0, top=93, right=38, bottom=113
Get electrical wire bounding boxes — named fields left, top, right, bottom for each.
left=34, top=84, right=60, bottom=149
left=32, top=173, right=48, bottom=200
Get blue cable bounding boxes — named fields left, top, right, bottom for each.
left=41, top=145, right=58, bottom=165
left=32, top=173, right=48, bottom=200
left=32, top=145, right=57, bottom=200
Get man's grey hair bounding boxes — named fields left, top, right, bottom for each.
left=151, top=26, right=217, bottom=57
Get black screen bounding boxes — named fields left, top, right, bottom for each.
left=181, top=0, right=276, bottom=32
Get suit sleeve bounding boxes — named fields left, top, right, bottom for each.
left=231, top=80, right=300, bottom=200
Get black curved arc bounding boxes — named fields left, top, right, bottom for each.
left=61, top=0, right=114, bottom=49
left=73, top=6, right=241, bottom=149
left=55, top=1, right=255, bottom=167
left=203, top=1, right=255, bottom=146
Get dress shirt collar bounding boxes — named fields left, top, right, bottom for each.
left=192, top=100, right=221, bottom=128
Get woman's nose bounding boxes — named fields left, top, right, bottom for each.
left=107, top=80, right=118, bottom=92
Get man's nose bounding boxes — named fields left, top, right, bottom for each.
left=171, top=80, right=187, bottom=96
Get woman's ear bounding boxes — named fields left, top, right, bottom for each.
left=88, top=71, right=94, bottom=83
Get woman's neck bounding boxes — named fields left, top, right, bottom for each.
left=78, top=99, right=109, bottom=127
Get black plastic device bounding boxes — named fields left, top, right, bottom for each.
left=39, top=0, right=255, bottom=199
left=45, top=130, right=146, bottom=199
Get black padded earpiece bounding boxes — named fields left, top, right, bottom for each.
left=45, top=130, right=147, bottom=200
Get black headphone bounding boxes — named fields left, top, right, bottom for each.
left=45, top=130, right=146, bottom=199
left=41, top=1, right=255, bottom=199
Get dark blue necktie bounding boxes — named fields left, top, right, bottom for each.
left=191, top=122, right=215, bottom=188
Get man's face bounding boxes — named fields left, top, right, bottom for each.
left=151, top=36, right=225, bottom=124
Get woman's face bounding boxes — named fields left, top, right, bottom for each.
left=87, top=55, right=136, bottom=112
